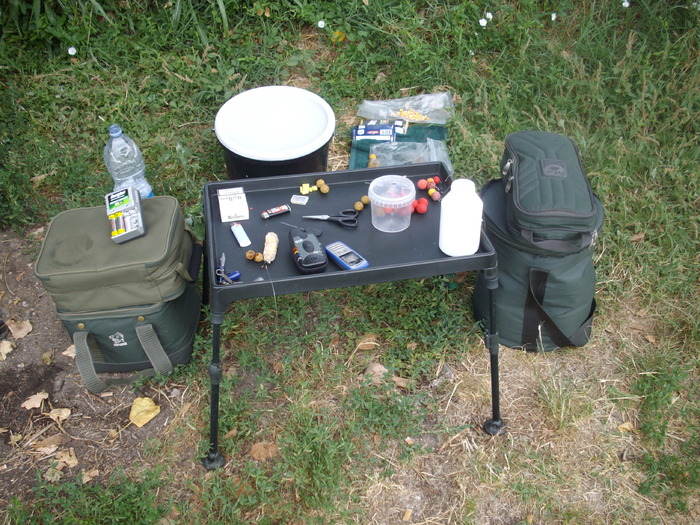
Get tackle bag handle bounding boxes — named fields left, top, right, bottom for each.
left=74, top=325, right=173, bottom=394
left=521, top=268, right=596, bottom=351
left=517, top=228, right=594, bottom=254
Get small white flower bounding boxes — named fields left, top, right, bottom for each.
left=67, top=46, right=77, bottom=56
left=551, top=13, right=557, bottom=21
left=470, top=50, right=475, bottom=56
left=622, top=1, right=630, bottom=7
left=486, top=12, right=493, bottom=20
left=317, top=20, right=325, bottom=29
left=479, top=18, right=488, bottom=27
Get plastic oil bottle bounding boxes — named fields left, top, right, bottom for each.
left=438, top=179, right=483, bottom=256
left=103, top=124, right=154, bottom=199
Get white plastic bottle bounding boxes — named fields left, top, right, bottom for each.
left=439, top=179, right=483, bottom=256
left=103, top=124, right=154, bottom=198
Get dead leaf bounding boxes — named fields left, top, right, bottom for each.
left=81, top=468, right=99, bottom=483
left=36, top=444, right=59, bottom=456
left=618, top=421, right=635, bottom=433
left=9, top=433, right=23, bottom=445
left=33, top=434, right=65, bottom=450
left=42, top=350, right=54, bottom=365
left=249, top=441, right=279, bottom=462
left=365, top=362, right=389, bottom=385
left=129, top=397, right=160, bottom=427
left=357, top=334, right=380, bottom=351
left=62, top=345, right=76, bottom=358
left=224, top=428, right=238, bottom=439
left=56, top=448, right=78, bottom=468
left=14, top=271, right=25, bottom=283
left=391, top=375, right=415, bottom=390
left=630, top=232, right=645, bottom=242
left=43, top=465, right=64, bottom=482
left=21, top=391, right=49, bottom=410
left=0, top=340, right=13, bottom=361
left=644, top=334, right=657, bottom=344
left=7, top=319, right=32, bottom=339
left=47, top=408, right=71, bottom=424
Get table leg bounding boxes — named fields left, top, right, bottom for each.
left=202, top=315, right=226, bottom=469
left=482, top=267, right=506, bottom=436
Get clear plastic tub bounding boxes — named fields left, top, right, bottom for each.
left=367, top=175, right=416, bottom=233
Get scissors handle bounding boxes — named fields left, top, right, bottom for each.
left=331, top=216, right=358, bottom=228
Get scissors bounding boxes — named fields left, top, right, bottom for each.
left=302, top=209, right=359, bottom=229
left=216, top=252, right=240, bottom=284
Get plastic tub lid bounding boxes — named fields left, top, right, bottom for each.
left=215, top=86, right=336, bottom=162
left=368, top=175, right=416, bottom=208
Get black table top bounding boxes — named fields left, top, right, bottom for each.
left=203, top=162, right=496, bottom=315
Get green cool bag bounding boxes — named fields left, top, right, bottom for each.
left=473, top=131, right=604, bottom=352
left=35, top=196, right=201, bottom=393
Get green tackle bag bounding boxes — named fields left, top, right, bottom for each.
left=35, top=196, right=202, bottom=393
left=473, top=131, right=604, bottom=351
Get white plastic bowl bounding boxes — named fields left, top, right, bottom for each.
left=215, top=86, right=336, bottom=178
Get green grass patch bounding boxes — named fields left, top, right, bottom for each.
left=6, top=468, right=169, bottom=525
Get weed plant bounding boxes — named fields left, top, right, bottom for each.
left=1, top=0, right=698, bottom=522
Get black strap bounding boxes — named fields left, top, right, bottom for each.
left=521, top=268, right=596, bottom=351
left=519, top=228, right=592, bottom=254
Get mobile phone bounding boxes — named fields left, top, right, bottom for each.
left=325, top=241, right=369, bottom=270
left=289, top=230, right=328, bottom=274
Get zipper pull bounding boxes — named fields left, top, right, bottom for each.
left=502, top=158, right=514, bottom=192
left=590, top=229, right=599, bottom=249
left=501, top=158, right=513, bottom=177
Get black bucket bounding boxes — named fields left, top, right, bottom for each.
left=215, top=86, right=336, bottom=179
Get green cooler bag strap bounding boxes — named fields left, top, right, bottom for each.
left=135, top=324, right=173, bottom=376
left=73, top=331, right=152, bottom=393
left=74, top=327, right=173, bottom=394
left=522, top=269, right=596, bottom=351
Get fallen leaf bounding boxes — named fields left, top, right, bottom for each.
left=391, top=375, right=415, bottom=390
left=43, top=465, right=64, bottom=482
left=42, top=350, right=54, bottom=365
left=0, top=340, right=13, bottom=361
left=81, top=468, right=99, bottom=483
left=0, top=428, right=7, bottom=434
left=36, top=444, right=59, bottom=456
left=62, top=345, right=76, bottom=358
left=356, top=334, right=380, bottom=351
left=644, top=334, right=657, bottom=344
left=47, top=408, right=71, bottom=424
left=630, top=232, right=645, bottom=242
left=129, top=397, right=160, bottom=427
left=14, top=271, right=25, bottom=283
left=9, top=433, right=23, bottom=445
left=224, top=428, right=238, bottom=439
left=365, top=362, right=389, bottom=385
left=33, top=434, right=65, bottom=450
left=249, top=441, right=279, bottom=462
left=21, top=391, right=49, bottom=410
left=56, top=448, right=78, bottom=468
left=618, top=421, right=635, bottom=433
left=7, top=320, right=32, bottom=339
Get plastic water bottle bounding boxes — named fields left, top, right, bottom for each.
left=439, top=179, right=483, bottom=256
left=103, top=124, right=154, bottom=198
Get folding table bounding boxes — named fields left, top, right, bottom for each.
left=201, top=162, right=505, bottom=469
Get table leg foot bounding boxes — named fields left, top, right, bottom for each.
left=483, top=418, right=506, bottom=436
left=201, top=451, right=226, bottom=470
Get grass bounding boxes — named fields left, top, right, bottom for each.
left=2, top=0, right=699, bottom=523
